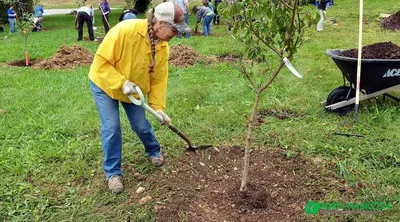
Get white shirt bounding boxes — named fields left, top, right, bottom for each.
left=78, top=6, right=93, bottom=16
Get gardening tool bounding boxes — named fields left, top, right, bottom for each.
left=127, top=86, right=213, bottom=151
left=327, top=0, right=369, bottom=137
left=99, top=5, right=111, bottom=32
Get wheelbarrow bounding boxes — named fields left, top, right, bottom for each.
left=127, top=86, right=213, bottom=151
left=324, top=49, right=400, bottom=116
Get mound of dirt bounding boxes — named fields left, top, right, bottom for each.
left=32, top=45, right=94, bottom=69
left=341, top=42, right=400, bottom=59
left=169, top=44, right=199, bottom=68
left=381, top=11, right=400, bottom=30
left=135, top=147, right=354, bottom=221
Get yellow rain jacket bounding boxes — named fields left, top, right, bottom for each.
left=89, top=19, right=170, bottom=112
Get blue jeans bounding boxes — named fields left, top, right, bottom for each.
left=90, top=81, right=161, bottom=179
left=203, top=14, right=214, bottom=36
left=8, top=18, right=16, bottom=33
left=178, top=13, right=190, bottom=38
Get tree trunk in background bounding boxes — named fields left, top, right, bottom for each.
left=134, top=0, right=151, bottom=13
left=0, top=0, right=34, bottom=24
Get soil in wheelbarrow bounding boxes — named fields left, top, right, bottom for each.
left=341, top=41, right=400, bottom=59
left=381, top=10, right=400, bottom=31
left=129, top=146, right=356, bottom=221
left=169, top=44, right=199, bottom=68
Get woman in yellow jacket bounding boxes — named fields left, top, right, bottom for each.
left=89, top=2, right=191, bottom=194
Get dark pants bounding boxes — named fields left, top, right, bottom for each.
left=102, top=14, right=110, bottom=33
left=213, top=2, right=220, bottom=25
left=77, top=11, right=94, bottom=41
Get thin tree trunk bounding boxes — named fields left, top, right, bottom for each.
left=240, top=90, right=261, bottom=192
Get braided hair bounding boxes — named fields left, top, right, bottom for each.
left=147, top=8, right=157, bottom=73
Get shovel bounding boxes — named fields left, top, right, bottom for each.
left=127, top=86, right=213, bottom=152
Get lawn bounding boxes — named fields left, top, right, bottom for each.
left=0, top=0, right=399, bottom=221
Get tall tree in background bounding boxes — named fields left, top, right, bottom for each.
left=0, top=0, right=34, bottom=23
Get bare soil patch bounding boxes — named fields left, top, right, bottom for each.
left=341, top=42, right=400, bottom=59
left=130, top=146, right=354, bottom=221
left=32, top=45, right=94, bottom=70
left=169, top=44, right=199, bottom=68
left=381, top=11, right=400, bottom=31
left=6, top=59, right=42, bottom=67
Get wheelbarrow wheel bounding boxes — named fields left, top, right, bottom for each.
left=326, top=86, right=355, bottom=116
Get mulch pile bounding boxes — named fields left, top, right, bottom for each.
left=381, top=10, right=400, bottom=30
left=341, top=42, right=400, bottom=59
left=131, top=146, right=355, bottom=222
left=32, top=45, right=94, bottom=69
left=169, top=44, right=199, bottom=68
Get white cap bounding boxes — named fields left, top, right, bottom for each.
left=154, top=2, right=191, bottom=33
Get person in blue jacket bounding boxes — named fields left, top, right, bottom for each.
left=34, top=4, right=44, bottom=18
left=7, top=3, right=18, bottom=34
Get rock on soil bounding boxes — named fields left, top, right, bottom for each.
left=341, top=42, right=400, bottom=59
left=381, top=10, right=400, bottom=30
left=32, top=45, right=94, bottom=69
left=169, top=44, right=199, bottom=68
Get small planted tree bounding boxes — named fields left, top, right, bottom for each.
left=221, top=0, right=316, bottom=191
left=18, top=12, right=35, bottom=66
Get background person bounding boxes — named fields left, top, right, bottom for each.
left=99, top=0, right=111, bottom=33
left=74, top=4, right=94, bottom=41
left=213, top=0, right=221, bottom=25
left=7, top=3, right=18, bottom=34
left=317, top=0, right=330, bottom=31
left=32, top=17, right=43, bottom=32
left=118, top=7, right=139, bottom=21
left=173, top=0, right=190, bottom=38
left=193, top=5, right=214, bottom=36
left=34, top=4, right=44, bottom=18
left=89, top=2, right=191, bottom=194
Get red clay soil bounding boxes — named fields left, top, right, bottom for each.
left=130, top=146, right=355, bottom=222
left=381, top=11, right=400, bottom=31
left=169, top=44, right=199, bottom=68
left=341, top=42, right=400, bottom=59
left=31, top=45, right=94, bottom=69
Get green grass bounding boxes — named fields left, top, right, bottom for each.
left=1, top=0, right=400, bottom=221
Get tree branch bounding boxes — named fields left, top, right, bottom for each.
left=280, top=0, right=293, bottom=10
left=229, top=60, right=257, bottom=89
left=242, top=7, right=281, bottom=56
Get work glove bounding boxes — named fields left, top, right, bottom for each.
left=122, top=80, right=138, bottom=95
left=157, top=111, right=171, bottom=126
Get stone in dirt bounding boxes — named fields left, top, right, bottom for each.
left=381, top=10, right=400, bottom=31
left=32, top=45, right=94, bottom=70
left=341, top=42, right=400, bottom=59
left=169, top=44, right=199, bottom=68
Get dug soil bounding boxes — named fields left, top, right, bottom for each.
left=169, top=44, right=199, bottom=68
left=31, top=45, right=94, bottom=70
left=381, top=10, right=400, bottom=31
left=341, top=42, right=400, bottom=59
left=131, top=146, right=355, bottom=221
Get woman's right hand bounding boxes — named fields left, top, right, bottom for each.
left=122, top=81, right=138, bottom=95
